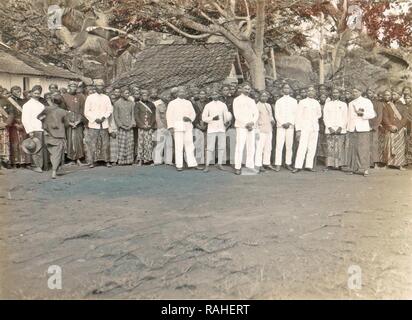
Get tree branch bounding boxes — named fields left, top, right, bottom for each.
left=161, top=20, right=211, bottom=39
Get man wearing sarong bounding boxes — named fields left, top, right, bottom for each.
left=113, top=88, right=135, bottom=165
left=108, top=88, right=121, bottom=166
left=366, top=88, right=384, bottom=168
left=22, top=86, right=46, bottom=172
left=7, top=86, right=31, bottom=167
left=0, top=96, right=11, bottom=170
left=381, top=90, right=408, bottom=170
left=323, top=88, right=348, bottom=170
left=404, top=95, right=412, bottom=165
left=346, top=87, right=376, bottom=176
left=37, top=94, right=68, bottom=179
left=84, top=79, right=113, bottom=168
left=62, top=81, right=86, bottom=165
left=135, top=89, right=156, bottom=165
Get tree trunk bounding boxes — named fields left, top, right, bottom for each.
left=244, top=53, right=265, bottom=90
left=319, top=12, right=325, bottom=85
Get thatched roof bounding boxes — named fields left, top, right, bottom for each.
left=0, top=45, right=82, bottom=80
left=112, top=43, right=237, bottom=91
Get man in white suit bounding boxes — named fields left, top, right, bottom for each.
left=274, top=83, right=298, bottom=172
left=233, top=83, right=259, bottom=175
left=166, top=88, right=202, bottom=172
left=292, top=86, right=322, bottom=173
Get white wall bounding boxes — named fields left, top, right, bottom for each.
left=0, top=73, right=73, bottom=94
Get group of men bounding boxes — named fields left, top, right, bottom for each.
left=0, top=78, right=411, bottom=178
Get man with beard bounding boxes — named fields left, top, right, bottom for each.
left=4, top=86, right=31, bottom=167
left=346, top=87, right=376, bottom=176
left=22, top=86, right=46, bottom=172
left=62, top=81, right=87, bottom=166
left=84, top=79, right=113, bottom=168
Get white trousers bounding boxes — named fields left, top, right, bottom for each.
left=153, top=128, right=173, bottom=165
left=255, top=132, right=273, bottom=167
left=223, top=128, right=236, bottom=165
left=275, top=127, right=295, bottom=166
left=174, top=129, right=197, bottom=169
left=193, top=128, right=205, bottom=165
left=235, top=128, right=256, bottom=170
left=294, top=130, right=319, bottom=169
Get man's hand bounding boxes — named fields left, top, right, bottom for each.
left=169, top=128, right=174, bottom=135
left=282, top=123, right=290, bottom=129
left=29, top=132, right=34, bottom=138
left=295, top=130, right=301, bottom=140
left=271, top=119, right=276, bottom=126
left=212, top=115, right=220, bottom=121
left=95, top=118, right=102, bottom=124
left=183, top=116, right=192, bottom=122
left=336, top=127, right=342, bottom=134
left=329, top=127, right=335, bottom=135
left=390, top=125, right=398, bottom=133
left=110, top=132, right=117, bottom=139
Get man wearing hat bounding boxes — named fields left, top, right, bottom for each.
left=84, top=79, right=114, bottom=168
left=22, top=86, right=46, bottom=172
left=62, top=81, right=87, bottom=165
left=202, top=89, right=232, bottom=172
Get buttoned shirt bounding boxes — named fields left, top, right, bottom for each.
left=295, top=98, right=322, bottom=132
left=274, top=95, right=298, bottom=127
left=323, top=100, right=348, bottom=134
left=232, top=94, right=259, bottom=129
left=84, top=93, right=113, bottom=129
left=347, top=96, right=376, bottom=132
left=166, top=98, right=196, bottom=132
left=256, top=102, right=274, bottom=133
left=22, top=98, right=45, bottom=133
left=202, top=100, right=232, bottom=133
left=153, top=99, right=168, bottom=129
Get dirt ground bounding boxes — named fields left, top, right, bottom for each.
left=0, top=164, right=411, bottom=299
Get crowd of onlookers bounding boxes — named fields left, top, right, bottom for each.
left=0, top=78, right=411, bottom=178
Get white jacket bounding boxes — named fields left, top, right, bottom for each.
left=295, top=98, right=322, bottom=132
left=274, top=95, right=298, bottom=127
left=233, top=94, right=259, bottom=129
left=347, top=96, right=376, bottom=132
left=22, top=98, right=45, bottom=133
left=166, top=98, right=196, bottom=132
left=323, top=100, right=348, bottom=134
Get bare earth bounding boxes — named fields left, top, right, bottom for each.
left=0, top=164, right=411, bottom=299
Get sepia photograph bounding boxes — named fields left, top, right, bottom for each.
left=0, top=0, right=411, bottom=304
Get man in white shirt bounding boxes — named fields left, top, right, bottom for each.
left=22, top=86, right=45, bottom=172
left=84, top=79, right=114, bottom=168
left=255, top=91, right=276, bottom=172
left=292, top=86, right=322, bottom=173
left=233, top=83, right=259, bottom=175
left=274, top=83, right=298, bottom=171
left=166, top=88, right=201, bottom=171
left=323, top=88, right=348, bottom=170
left=346, top=87, right=376, bottom=176
left=202, top=90, right=232, bottom=172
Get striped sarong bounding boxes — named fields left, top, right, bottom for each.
left=383, top=127, right=407, bottom=167
left=117, top=128, right=134, bottom=165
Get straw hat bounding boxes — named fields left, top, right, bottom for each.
left=21, top=137, right=43, bottom=155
